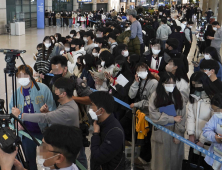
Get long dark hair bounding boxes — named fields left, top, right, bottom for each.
left=42, top=36, right=53, bottom=61
left=115, top=55, right=132, bottom=75
left=189, top=71, right=219, bottom=103
left=135, top=62, right=155, bottom=100
left=206, top=24, right=215, bottom=35
left=84, top=54, right=95, bottom=71
left=205, top=46, right=221, bottom=64
left=154, top=72, right=183, bottom=110
left=168, top=58, right=189, bottom=83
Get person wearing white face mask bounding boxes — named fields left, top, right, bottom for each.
left=203, top=94, right=222, bottom=170
left=9, top=65, right=56, bottom=170
left=200, top=60, right=222, bottom=93
left=207, top=21, right=222, bottom=61
left=107, top=32, right=118, bottom=54
left=194, top=46, right=222, bottom=81
left=34, top=36, right=53, bottom=86
left=149, top=72, right=186, bottom=170
left=0, top=124, right=82, bottom=170
left=84, top=31, right=96, bottom=54
left=183, top=21, right=195, bottom=56
left=88, top=91, right=125, bottom=170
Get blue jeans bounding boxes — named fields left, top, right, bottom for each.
left=69, top=19, right=73, bottom=28
left=22, top=133, right=43, bottom=170
left=56, top=19, right=60, bottom=26
left=77, top=147, right=88, bottom=169
left=161, top=40, right=167, bottom=51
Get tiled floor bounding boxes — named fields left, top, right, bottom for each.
left=0, top=21, right=221, bottom=170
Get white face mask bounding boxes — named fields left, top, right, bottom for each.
left=92, top=53, right=98, bottom=57
left=215, top=112, right=222, bottom=119
left=108, top=41, right=111, bottom=45
left=18, top=78, right=30, bottom=87
left=204, top=54, right=211, bottom=60
left=137, top=71, right=148, bottom=79
left=189, top=26, right=192, bottom=29
left=94, top=44, right=99, bottom=47
left=213, top=27, right=217, bottom=31
left=152, top=48, right=161, bottom=55
left=205, top=70, right=212, bottom=77
left=122, top=50, right=129, bottom=57
left=60, top=51, right=64, bottom=55
left=70, top=34, right=73, bottom=37
left=36, top=154, right=60, bottom=170
left=65, top=48, right=70, bottom=52
left=127, top=16, right=129, bottom=20
left=75, top=35, right=80, bottom=39
left=164, top=84, right=176, bottom=92
left=96, top=34, right=103, bottom=38
left=55, top=37, right=58, bottom=40
left=171, top=23, right=173, bottom=25
left=52, top=40, right=55, bottom=44
left=101, top=61, right=105, bottom=67
left=44, top=43, right=51, bottom=48
left=89, top=108, right=101, bottom=120
left=83, top=37, right=88, bottom=42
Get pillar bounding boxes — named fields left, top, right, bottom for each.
left=127, top=0, right=130, bottom=9
left=208, top=0, right=218, bottom=16
left=0, top=0, right=6, bottom=34
left=93, top=0, right=97, bottom=11
left=45, top=0, right=52, bottom=11
left=218, top=0, right=222, bottom=25
left=73, top=0, right=79, bottom=11
left=199, top=0, right=203, bottom=10
left=202, top=0, right=208, bottom=14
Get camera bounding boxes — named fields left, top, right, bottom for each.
left=80, top=122, right=90, bottom=147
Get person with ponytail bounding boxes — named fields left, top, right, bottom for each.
left=149, top=72, right=186, bottom=170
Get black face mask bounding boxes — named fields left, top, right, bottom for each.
left=195, top=87, right=204, bottom=92
left=70, top=47, right=76, bottom=51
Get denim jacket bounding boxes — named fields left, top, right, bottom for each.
left=9, top=82, right=56, bottom=132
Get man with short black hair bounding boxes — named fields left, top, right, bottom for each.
left=107, top=32, right=118, bottom=54
left=84, top=31, right=96, bottom=54
left=0, top=124, right=83, bottom=170
left=89, top=91, right=125, bottom=170
left=207, top=21, right=222, bottom=60
left=183, top=21, right=194, bottom=56
left=126, top=9, right=144, bottom=54
left=156, top=18, right=172, bottom=51
left=200, top=59, right=222, bottom=92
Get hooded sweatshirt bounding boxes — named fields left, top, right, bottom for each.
left=156, top=24, right=172, bottom=41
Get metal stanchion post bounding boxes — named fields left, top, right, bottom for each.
left=131, top=108, right=136, bottom=170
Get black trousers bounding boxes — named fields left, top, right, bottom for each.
left=183, top=41, right=192, bottom=56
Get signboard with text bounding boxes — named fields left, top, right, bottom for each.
left=77, top=0, right=92, bottom=2
left=37, top=0, right=44, bottom=29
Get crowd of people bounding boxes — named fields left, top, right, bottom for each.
left=1, top=3, right=222, bottom=170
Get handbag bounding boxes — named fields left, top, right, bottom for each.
left=182, top=147, right=204, bottom=170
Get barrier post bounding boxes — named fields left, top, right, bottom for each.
left=131, top=108, right=136, bottom=170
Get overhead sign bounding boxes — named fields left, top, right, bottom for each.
left=37, top=0, right=44, bottom=29
left=77, top=0, right=92, bottom=2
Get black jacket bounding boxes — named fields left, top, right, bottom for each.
left=90, top=114, right=125, bottom=170
left=143, top=51, right=167, bottom=75
left=169, top=32, right=184, bottom=52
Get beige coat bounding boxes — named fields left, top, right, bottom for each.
left=149, top=92, right=186, bottom=170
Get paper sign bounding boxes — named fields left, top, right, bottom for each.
left=111, top=74, right=129, bottom=90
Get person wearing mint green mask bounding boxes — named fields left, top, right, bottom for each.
left=203, top=93, right=222, bottom=170
left=88, top=91, right=125, bottom=170
left=194, top=46, right=222, bottom=81
left=9, top=65, right=56, bottom=170
left=187, top=71, right=219, bottom=169
left=149, top=72, right=186, bottom=170
left=143, top=39, right=167, bottom=75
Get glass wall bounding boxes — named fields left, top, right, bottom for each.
left=52, top=0, right=73, bottom=13
left=6, top=0, right=37, bottom=28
